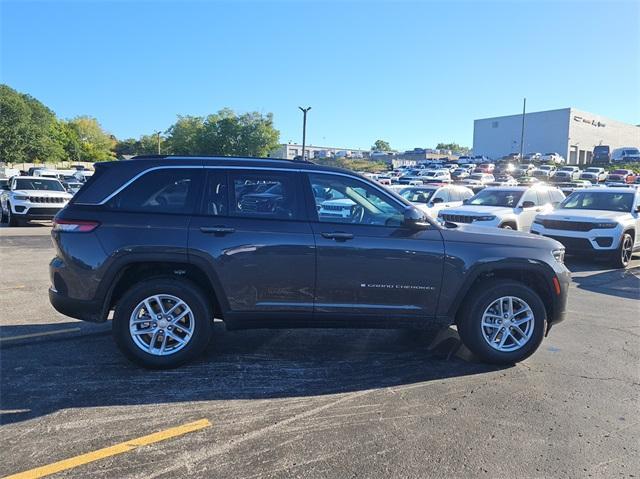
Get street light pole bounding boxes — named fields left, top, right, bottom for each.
left=155, top=131, right=162, bottom=155
left=519, top=98, right=526, bottom=161
left=298, top=106, right=311, bottom=161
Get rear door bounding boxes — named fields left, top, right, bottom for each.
left=304, top=172, right=444, bottom=321
left=188, top=169, right=315, bottom=319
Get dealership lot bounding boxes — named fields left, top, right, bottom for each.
left=1, top=224, right=639, bottom=478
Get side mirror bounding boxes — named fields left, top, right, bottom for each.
left=521, top=201, right=536, bottom=208
left=431, top=197, right=444, bottom=204
left=462, top=198, right=470, bottom=204
left=403, top=207, right=428, bottom=230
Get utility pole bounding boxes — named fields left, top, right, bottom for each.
left=519, top=98, right=526, bottom=161
left=298, top=106, right=311, bottom=161
left=155, top=131, right=162, bottom=155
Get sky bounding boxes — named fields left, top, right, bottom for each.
left=1, top=0, right=639, bottom=151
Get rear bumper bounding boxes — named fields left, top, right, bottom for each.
left=49, top=288, right=104, bottom=322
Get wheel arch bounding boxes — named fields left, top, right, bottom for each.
left=102, top=259, right=226, bottom=323
left=450, top=262, right=556, bottom=327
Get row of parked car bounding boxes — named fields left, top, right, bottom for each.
left=382, top=181, right=639, bottom=269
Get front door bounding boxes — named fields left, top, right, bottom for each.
left=304, top=172, right=445, bottom=320
left=189, top=169, right=315, bottom=318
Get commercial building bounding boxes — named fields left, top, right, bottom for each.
left=473, top=108, right=639, bottom=165
left=271, top=143, right=370, bottom=160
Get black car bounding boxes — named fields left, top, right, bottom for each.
left=49, top=156, right=570, bottom=368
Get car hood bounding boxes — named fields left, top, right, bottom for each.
left=440, top=223, right=562, bottom=250
left=12, top=189, right=71, bottom=198
left=580, top=172, right=599, bottom=177
left=536, top=209, right=630, bottom=222
left=442, top=205, right=514, bottom=216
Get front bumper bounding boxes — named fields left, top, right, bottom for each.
left=12, top=203, right=65, bottom=220
left=530, top=225, right=622, bottom=253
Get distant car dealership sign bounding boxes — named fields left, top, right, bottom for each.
left=574, top=115, right=606, bottom=127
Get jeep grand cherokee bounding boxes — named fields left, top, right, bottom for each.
left=49, top=156, right=570, bottom=368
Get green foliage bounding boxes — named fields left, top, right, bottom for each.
left=165, top=109, right=280, bottom=157
left=372, top=139, right=391, bottom=151
left=436, top=142, right=470, bottom=155
left=606, top=163, right=639, bottom=173
left=0, top=84, right=63, bottom=163
left=1, top=85, right=280, bottom=164
left=65, top=116, right=116, bottom=162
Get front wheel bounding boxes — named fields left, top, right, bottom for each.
left=113, top=278, right=213, bottom=369
left=457, top=280, right=546, bottom=364
left=7, top=205, right=20, bottom=227
left=611, top=233, right=634, bottom=269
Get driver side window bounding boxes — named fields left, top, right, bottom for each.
left=308, top=173, right=405, bottom=226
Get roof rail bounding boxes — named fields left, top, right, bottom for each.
left=129, top=154, right=315, bottom=164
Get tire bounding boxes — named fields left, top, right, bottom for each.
left=0, top=206, right=6, bottom=224
left=611, top=232, right=634, bottom=269
left=112, top=278, right=213, bottom=369
left=500, top=223, right=516, bottom=230
left=7, top=204, right=20, bottom=227
left=457, top=279, right=546, bottom=364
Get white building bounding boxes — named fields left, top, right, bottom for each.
left=473, top=108, right=639, bottom=165
left=271, top=143, right=370, bottom=161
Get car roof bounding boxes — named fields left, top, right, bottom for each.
left=13, top=176, right=60, bottom=180
left=577, top=187, right=637, bottom=193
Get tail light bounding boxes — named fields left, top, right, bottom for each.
left=53, top=219, right=100, bottom=233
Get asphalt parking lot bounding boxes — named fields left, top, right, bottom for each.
left=1, top=223, right=639, bottom=478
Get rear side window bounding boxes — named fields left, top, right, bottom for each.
left=106, top=169, right=201, bottom=214
left=229, top=171, right=301, bottom=220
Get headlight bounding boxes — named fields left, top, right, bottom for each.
left=552, top=248, right=565, bottom=264
left=474, top=215, right=496, bottom=221
left=13, top=195, right=28, bottom=201
left=593, top=222, right=617, bottom=229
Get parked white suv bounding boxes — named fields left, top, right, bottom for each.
left=0, top=176, right=72, bottom=226
left=395, top=184, right=474, bottom=218
left=419, top=169, right=452, bottom=183
left=541, top=153, right=565, bottom=164
left=554, top=166, right=581, bottom=181
left=580, top=167, right=608, bottom=183
left=531, top=188, right=640, bottom=268
left=438, top=185, right=565, bottom=231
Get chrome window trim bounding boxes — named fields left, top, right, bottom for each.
left=90, top=165, right=408, bottom=209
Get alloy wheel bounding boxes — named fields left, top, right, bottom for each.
left=480, top=296, right=534, bottom=352
left=129, top=294, right=195, bottom=356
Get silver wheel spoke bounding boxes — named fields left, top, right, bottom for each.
left=481, top=296, right=534, bottom=352
left=129, top=294, right=194, bottom=357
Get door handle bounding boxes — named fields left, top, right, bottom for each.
left=200, top=226, right=235, bottom=235
left=321, top=232, right=354, bottom=241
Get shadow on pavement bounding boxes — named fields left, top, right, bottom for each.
left=1, top=322, right=499, bottom=425
left=570, top=266, right=640, bottom=300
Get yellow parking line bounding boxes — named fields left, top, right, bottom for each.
left=3, top=419, right=211, bottom=479
left=0, top=328, right=81, bottom=342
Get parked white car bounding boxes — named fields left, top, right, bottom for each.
left=531, top=188, right=640, bottom=268
left=463, top=173, right=495, bottom=185
left=0, top=176, right=72, bottom=226
left=532, top=165, right=557, bottom=179
left=396, top=184, right=473, bottom=218
left=540, top=152, right=565, bottom=164
left=554, top=166, right=582, bottom=181
left=438, top=185, right=565, bottom=231
left=419, top=169, right=452, bottom=183
left=580, top=167, right=608, bottom=183
left=611, top=147, right=640, bottom=163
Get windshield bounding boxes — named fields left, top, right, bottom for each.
left=399, top=188, right=436, bottom=204
left=469, top=189, right=523, bottom=207
left=14, top=178, right=65, bottom=192
left=559, top=167, right=574, bottom=171
left=611, top=170, right=627, bottom=175
left=585, top=168, right=600, bottom=173
left=561, top=191, right=634, bottom=212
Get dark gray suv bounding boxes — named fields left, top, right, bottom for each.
left=49, top=156, right=570, bottom=368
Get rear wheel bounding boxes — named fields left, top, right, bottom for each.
left=457, top=280, right=546, bottom=364
left=113, top=278, right=213, bottom=369
left=611, top=233, right=634, bottom=269
left=500, top=222, right=516, bottom=230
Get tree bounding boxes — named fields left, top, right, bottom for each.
left=115, top=134, right=162, bottom=157
left=165, top=109, right=280, bottom=157
left=65, top=116, right=116, bottom=162
left=372, top=139, right=391, bottom=151
left=0, top=84, right=65, bottom=163
left=436, top=143, right=470, bottom=155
